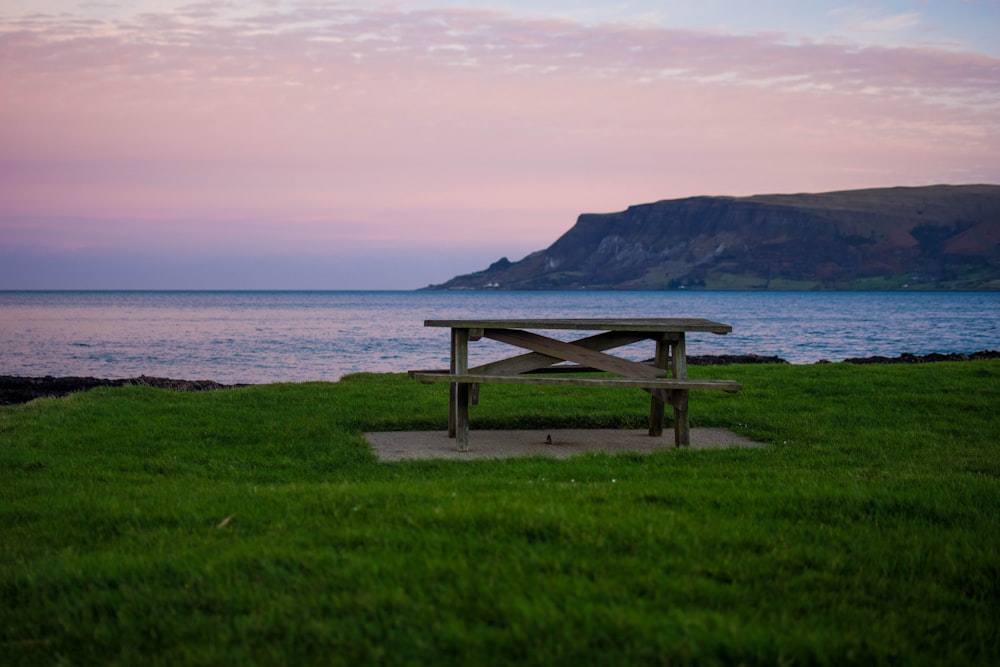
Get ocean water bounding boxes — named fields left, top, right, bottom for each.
left=1, top=290, right=998, bottom=384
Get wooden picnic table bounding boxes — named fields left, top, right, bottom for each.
left=410, top=318, right=741, bottom=452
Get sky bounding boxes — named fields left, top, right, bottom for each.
left=1, top=0, right=998, bottom=289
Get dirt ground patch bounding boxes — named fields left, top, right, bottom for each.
left=365, top=428, right=764, bottom=461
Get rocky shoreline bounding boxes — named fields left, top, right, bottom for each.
left=0, top=375, right=247, bottom=406
left=2, top=350, right=997, bottom=405
left=690, top=350, right=999, bottom=365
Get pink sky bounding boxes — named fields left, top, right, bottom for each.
left=1, top=1, right=999, bottom=288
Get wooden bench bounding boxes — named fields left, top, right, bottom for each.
left=410, top=371, right=742, bottom=393
left=408, top=317, right=743, bottom=452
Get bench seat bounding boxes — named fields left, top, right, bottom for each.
left=409, top=371, right=742, bottom=392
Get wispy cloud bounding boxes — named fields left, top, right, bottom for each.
left=852, top=11, right=922, bottom=33
left=828, top=7, right=924, bottom=34
left=5, top=5, right=998, bottom=121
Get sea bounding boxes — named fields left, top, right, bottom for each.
left=1, top=290, right=998, bottom=384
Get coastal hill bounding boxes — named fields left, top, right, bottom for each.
left=424, top=185, right=1000, bottom=290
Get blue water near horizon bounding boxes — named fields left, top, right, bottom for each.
left=2, top=290, right=998, bottom=384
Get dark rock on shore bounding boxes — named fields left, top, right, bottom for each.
left=684, top=350, right=1000, bottom=365
left=0, top=375, right=246, bottom=406
left=688, top=354, right=789, bottom=366
left=839, top=350, right=1000, bottom=364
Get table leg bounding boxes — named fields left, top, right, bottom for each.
left=450, top=328, right=470, bottom=452
left=671, top=334, right=690, bottom=447
left=648, top=334, right=671, bottom=436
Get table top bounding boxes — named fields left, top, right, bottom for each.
left=424, top=318, right=732, bottom=334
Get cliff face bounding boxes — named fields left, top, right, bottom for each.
left=426, top=185, right=1000, bottom=290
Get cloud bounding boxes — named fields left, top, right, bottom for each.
left=852, top=11, right=922, bottom=33
left=827, top=7, right=924, bottom=34
left=4, top=4, right=997, bottom=104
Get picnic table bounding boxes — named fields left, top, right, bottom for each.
left=409, top=318, right=742, bottom=452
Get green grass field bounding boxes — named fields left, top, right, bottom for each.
left=2, top=362, right=998, bottom=665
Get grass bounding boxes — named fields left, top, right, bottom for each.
left=2, top=361, right=999, bottom=665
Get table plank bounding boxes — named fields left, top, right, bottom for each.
left=425, top=318, right=732, bottom=334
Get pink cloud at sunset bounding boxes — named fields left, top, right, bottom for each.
left=1, top=1, right=998, bottom=288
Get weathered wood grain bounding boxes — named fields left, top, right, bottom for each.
left=410, top=373, right=742, bottom=392
left=425, top=318, right=732, bottom=334
left=484, top=329, right=666, bottom=379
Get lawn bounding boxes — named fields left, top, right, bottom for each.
left=2, top=361, right=998, bottom=665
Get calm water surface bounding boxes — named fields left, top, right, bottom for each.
left=1, top=291, right=998, bottom=384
